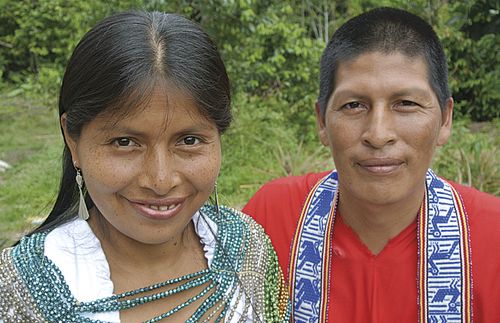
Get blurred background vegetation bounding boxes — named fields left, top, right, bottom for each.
left=0, top=0, right=498, bottom=246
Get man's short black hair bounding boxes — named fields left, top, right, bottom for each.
left=318, top=7, right=450, bottom=117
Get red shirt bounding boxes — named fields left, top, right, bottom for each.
left=243, top=171, right=500, bottom=322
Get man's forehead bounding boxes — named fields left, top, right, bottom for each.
left=333, top=51, right=432, bottom=89
left=328, top=51, right=439, bottom=104
left=337, top=50, right=428, bottom=71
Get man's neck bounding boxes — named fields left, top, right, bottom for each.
left=338, top=183, right=425, bottom=255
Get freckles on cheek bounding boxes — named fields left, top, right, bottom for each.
left=198, top=155, right=221, bottom=181
left=83, top=160, right=135, bottom=194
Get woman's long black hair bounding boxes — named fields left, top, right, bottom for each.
left=28, top=11, right=231, bottom=236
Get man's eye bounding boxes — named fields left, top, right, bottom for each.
left=182, top=136, right=200, bottom=145
left=395, top=100, right=420, bottom=111
left=400, top=100, right=418, bottom=106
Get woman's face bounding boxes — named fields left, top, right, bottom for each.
left=63, top=86, right=221, bottom=245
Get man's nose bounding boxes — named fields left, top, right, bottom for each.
left=361, top=105, right=397, bottom=149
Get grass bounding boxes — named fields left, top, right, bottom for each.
left=0, top=95, right=62, bottom=244
left=0, top=90, right=498, bottom=247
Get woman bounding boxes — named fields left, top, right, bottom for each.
left=0, top=11, right=289, bottom=322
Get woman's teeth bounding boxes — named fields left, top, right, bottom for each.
left=147, top=204, right=178, bottom=211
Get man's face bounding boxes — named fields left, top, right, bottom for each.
left=317, top=51, right=453, bottom=206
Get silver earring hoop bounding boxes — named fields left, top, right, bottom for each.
left=75, top=167, right=90, bottom=221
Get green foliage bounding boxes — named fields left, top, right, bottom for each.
left=219, top=92, right=332, bottom=207
left=1, top=0, right=90, bottom=77
left=442, top=1, right=500, bottom=121
left=1, top=0, right=498, bottom=122
left=191, top=1, right=325, bottom=142
left=433, top=119, right=500, bottom=195
left=4, top=65, right=63, bottom=108
left=0, top=0, right=143, bottom=80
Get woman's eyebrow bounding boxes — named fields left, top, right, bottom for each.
left=98, top=124, right=146, bottom=137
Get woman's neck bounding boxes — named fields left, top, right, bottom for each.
left=88, top=211, right=207, bottom=291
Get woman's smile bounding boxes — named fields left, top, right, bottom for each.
left=126, top=196, right=187, bottom=220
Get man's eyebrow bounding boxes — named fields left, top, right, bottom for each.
left=330, top=90, right=370, bottom=101
left=391, top=88, right=434, bottom=99
left=332, top=88, right=434, bottom=99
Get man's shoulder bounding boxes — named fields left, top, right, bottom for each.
left=242, top=171, right=330, bottom=223
left=445, top=180, right=500, bottom=249
left=447, top=180, right=500, bottom=217
left=250, top=171, right=330, bottom=199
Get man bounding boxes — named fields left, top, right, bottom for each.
left=243, top=7, right=500, bottom=323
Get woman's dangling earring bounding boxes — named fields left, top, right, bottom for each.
left=75, top=166, right=90, bottom=221
left=214, top=181, right=220, bottom=214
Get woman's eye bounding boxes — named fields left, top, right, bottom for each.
left=182, top=136, right=200, bottom=145
left=342, top=102, right=364, bottom=110
left=113, top=137, right=135, bottom=147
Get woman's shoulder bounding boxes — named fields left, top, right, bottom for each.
left=0, top=241, right=46, bottom=321
left=200, top=204, right=291, bottom=321
left=0, top=231, right=46, bottom=268
left=201, top=204, right=269, bottom=239
left=0, top=245, right=14, bottom=274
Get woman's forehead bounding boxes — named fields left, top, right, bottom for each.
left=94, top=85, right=213, bottom=130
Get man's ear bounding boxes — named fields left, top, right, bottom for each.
left=315, top=102, right=329, bottom=147
left=60, top=113, right=80, bottom=167
left=437, top=97, right=453, bottom=146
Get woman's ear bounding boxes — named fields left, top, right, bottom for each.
left=61, top=113, right=80, bottom=167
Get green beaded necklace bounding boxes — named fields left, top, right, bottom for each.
left=12, top=205, right=250, bottom=322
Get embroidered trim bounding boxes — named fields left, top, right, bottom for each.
left=289, top=169, right=473, bottom=323
left=289, top=172, right=338, bottom=322
left=419, top=171, right=472, bottom=323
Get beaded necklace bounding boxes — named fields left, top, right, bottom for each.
left=11, top=205, right=260, bottom=322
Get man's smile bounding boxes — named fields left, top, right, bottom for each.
left=356, top=158, right=405, bottom=175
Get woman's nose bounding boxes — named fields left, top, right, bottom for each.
left=137, top=147, right=180, bottom=195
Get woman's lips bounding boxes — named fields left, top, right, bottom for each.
left=127, top=198, right=185, bottom=220
left=357, top=158, right=404, bottom=174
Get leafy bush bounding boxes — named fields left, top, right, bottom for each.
left=3, top=65, right=62, bottom=108
left=0, top=0, right=143, bottom=80
left=442, top=1, right=500, bottom=121
left=219, top=92, right=332, bottom=207
left=433, top=119, right=499, bottom=195
left=1, top=0, right=498, bottom=121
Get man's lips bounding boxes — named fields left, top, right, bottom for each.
left=357, top=158, right=404, bottom=174
left=126, top=197, right=186, bottom=219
